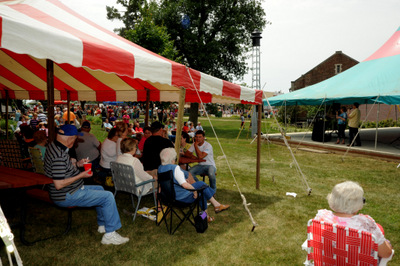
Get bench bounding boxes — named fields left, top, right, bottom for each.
left=20, top=188, right=74, bottom=245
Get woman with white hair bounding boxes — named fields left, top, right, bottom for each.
left=158, top=148, right=230, bottom=222
left=314, top=181, right=393, bottom=258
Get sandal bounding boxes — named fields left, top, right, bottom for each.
left=215, top=204, right=230, bottom=213
left=207, top=216, right=215, bottom=223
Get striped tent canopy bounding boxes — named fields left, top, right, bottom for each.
left=266, top=26, right=400, bottom=106
left=0, top=0, right=263, bottom=104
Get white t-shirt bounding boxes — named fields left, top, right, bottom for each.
left=100, top=138, right=117, bottom=169
left=188, top=141, right=216, bottom=167
left=173, top=165, right=187, bottom=185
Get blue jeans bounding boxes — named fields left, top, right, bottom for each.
left=178, top=181, right=215, bottom=211
left=54, top=185, right=121, bottom=233
left=189, top=165, right=217, bottom=192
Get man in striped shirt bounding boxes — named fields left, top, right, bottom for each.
left=44, top=124, right=129, bottom=245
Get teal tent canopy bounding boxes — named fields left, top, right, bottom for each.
left=266, top=27, right=400, bottom=106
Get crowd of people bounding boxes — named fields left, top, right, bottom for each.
left=9, top=102, right=230, bottom=245
left=5, top=102, right=394, bottom=260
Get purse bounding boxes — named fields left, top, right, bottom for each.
left=194, top=211, right=208, bottom=233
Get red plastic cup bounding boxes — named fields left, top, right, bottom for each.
left=83, top=163, right=92, bottom=174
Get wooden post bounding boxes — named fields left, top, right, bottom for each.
left=256, top=104, right=262, bottom=189
left=5, top=90, right=9, bottom=139
left=145, top=89, right=150, bottom=126
left=175, top=88, right=186, bottom=164
left=46, top=59, right=55, bottom=142
left=67, top=90, right=71, bottom=124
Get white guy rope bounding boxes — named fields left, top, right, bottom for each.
left=186, top=68, right=258, bottom=230
left=264, top=96, right=312, bottom=195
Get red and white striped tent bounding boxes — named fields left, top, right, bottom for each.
left=0, top=0, right=264, bottom=104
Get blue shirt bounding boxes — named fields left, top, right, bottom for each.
left=338, top=112, right=347, bottom=125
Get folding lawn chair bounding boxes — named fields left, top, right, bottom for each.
left=303, top=219, right=394, bottom=266
left=157, top=170, right=207, bottom=235
left=110, top=162, right=156, bottom=222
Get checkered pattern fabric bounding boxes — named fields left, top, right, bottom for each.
left=0, top=140, right=26, bottom=169
left=306, top=219, right=379, bottom=266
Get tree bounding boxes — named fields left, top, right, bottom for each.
left=107, top=0, right=266, bottom=124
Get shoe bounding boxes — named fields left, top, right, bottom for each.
left=101, top=231, right=129, bottom=245
left=341, top=140, right=345, bottom=144
left=336, top=140, right=340, bottom=144
left=98, top=225, right=106, bottom=234
left=207, top=216, right=215, bottom=223
left=215, top=204, right=230, bottom=213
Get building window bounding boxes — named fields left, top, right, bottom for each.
left=335, top=64, right=342, bottom=74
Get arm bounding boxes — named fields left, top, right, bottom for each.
left=378, top=240, right=393, bottom=258
left=193, top=142, right=208, bottom=160
left=53, top=170, right=92, bottom=190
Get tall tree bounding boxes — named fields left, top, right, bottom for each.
left=107, top=0, right=266, bottom=124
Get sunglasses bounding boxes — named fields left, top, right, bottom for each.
left=363, top=197, right=366, bottom=204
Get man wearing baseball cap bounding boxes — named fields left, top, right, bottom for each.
left=44, top=124, right=129, bottom=245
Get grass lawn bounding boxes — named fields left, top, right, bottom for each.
left=1, top=116, right=399, bottom=265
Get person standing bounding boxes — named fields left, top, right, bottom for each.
left=336, top=106, right=347, bottom=144
left=348, top=102, right=361, bottom=146
left=75, top=121, right=101, bottom=170
left=44, top=124, right=129, bottom=245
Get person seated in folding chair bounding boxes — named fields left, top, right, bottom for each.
left=116, top=138, right=154, bottom=194
left=186, top=130, right=217, bottom=192
left=44, top=124, right=129, bottom=245
left=313, top=181, right=393, bottom=259
left=158, top=148, right=230, bottom=223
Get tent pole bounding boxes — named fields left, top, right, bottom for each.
left=175, top=88, right=186, bottom=164
left=46, top=59, right=55, bottom=142
left=375, top=103, right=380, bottom=150
left=256, top=104, right=262, bottom=190
left=67, top=91, right=71, bottom=124
left=145, top=89, right=150, bottom=126
left=322, top=104, right=326, bottom=143
left=396, top=105, right=398, bottom=127
left=284, top=101, right=287, bottom=134
left=5, top=90, right=9, bottom=139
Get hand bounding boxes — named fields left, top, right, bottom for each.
left=77, top=158, right=90, bottom=168
left=81, top=169, right=93, bottom=178
left=193, top=191, right=198, bottom=199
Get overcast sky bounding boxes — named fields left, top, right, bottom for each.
left=60, top=0, right=400, bottom=94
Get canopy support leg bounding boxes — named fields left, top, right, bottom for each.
left=46, top=59, right=55, bottom=142
left=174, top=88, right=186, bottom=163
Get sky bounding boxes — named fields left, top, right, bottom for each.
left=60, top=0, right=400, bottom=94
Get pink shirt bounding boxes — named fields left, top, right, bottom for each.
left=314, top=209, right=386, bottom=245
left=122, top=114, right=130, bottom=123
left=138, top=136, right=147, bottom=151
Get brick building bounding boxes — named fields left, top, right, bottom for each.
left=290, top=51, right=358, bottom=92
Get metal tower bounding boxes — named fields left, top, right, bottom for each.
left=251, top=29, right=262, bottom=137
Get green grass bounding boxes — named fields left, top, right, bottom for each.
left=1, top=117, right=399, bottom=265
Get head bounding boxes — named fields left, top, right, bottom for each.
left=181, top=131, right=190, bottom=145
left=81, top=121, right=91, bottom=132
left=33, top=130, right=47, bottom=145
left=107, top=127, right=118, bottom=140
left=54, top=114, right=60, bottom=120
left=105, top=118, right=109, bottom=123
left=143, top=126, right=152, bottom=138
left=160, top=148, right=177, bottom=165
left=327, top=181, right=364, bottom=214
left=353, top=102, right=360, bottom=109
left=150, top=121, right=164, bottom=135
left=56, top=124, right=83, bottom=148
left=341, top=106, right=347, bottom=113
left=120, top=138, right=138, bottom=154
left=115, top=121, right=128, bottom=137
left=194, top=130, right=206, bottom=144
left=197, top=122, right=201, bottom=126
